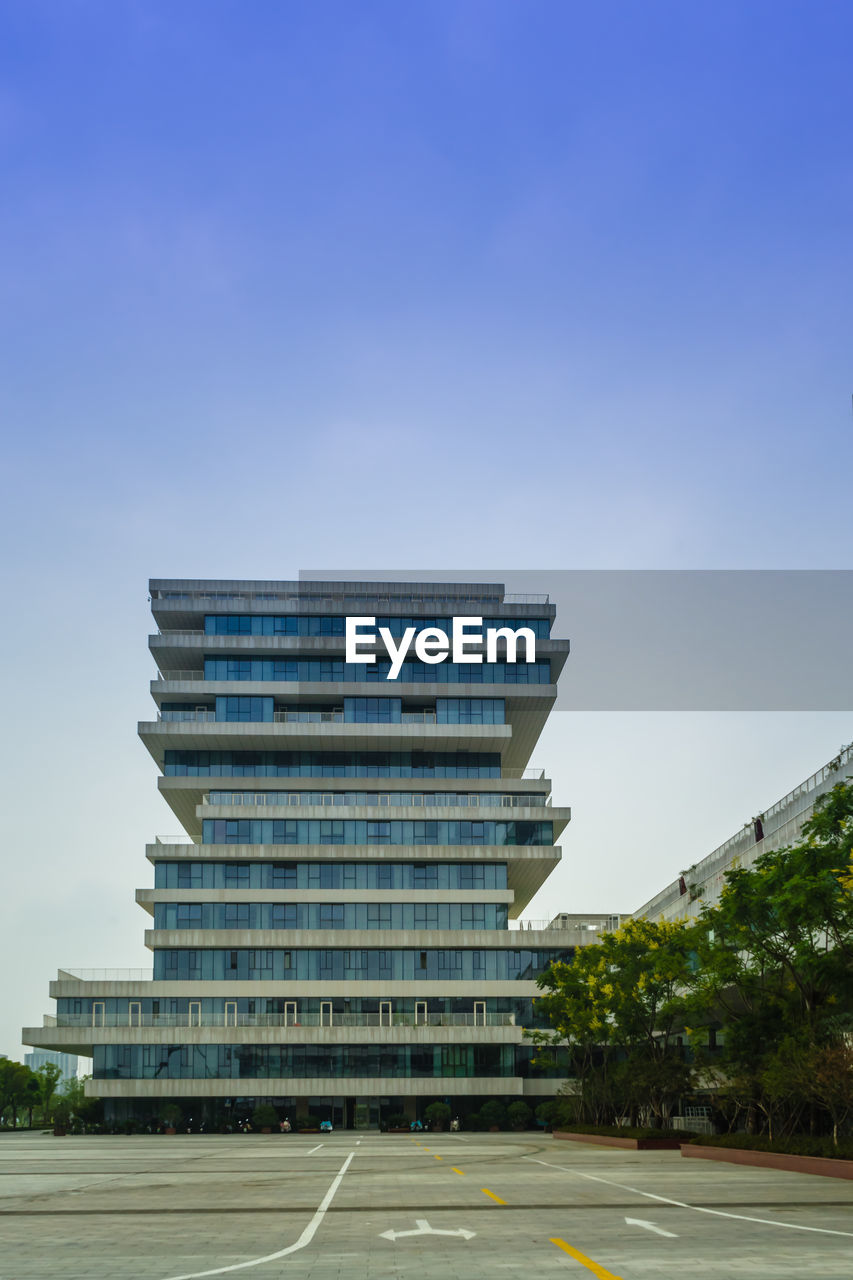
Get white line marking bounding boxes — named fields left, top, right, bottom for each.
left=523, top=1158, right=853, bottom=1239
left=162, top=1151, right=355, bottom=1279
left=305, top=1144, right=323, bottom=1155
left=625, top=1216, right=678, bottom=1238
left=380, top=1218, right=476, bottom=1241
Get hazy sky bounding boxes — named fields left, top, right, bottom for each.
left=1, top=2, right=851, bottom=1059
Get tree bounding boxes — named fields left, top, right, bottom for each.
left=424, top=1101, right=451, bottom=1131
left=687, top=779, right=853, bottom=1137
left=36, top=1063, right=63, bottom=1124
left=531, top=917, right=699, bottom=1125
left=0, top=1058, right=39, bottom=1129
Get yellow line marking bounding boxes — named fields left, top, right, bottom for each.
left=434, top=1154, right=442, bottom=1160
left=550, top=1238, right=623, bottom=1279
left=452, top=1167, right=465, bottom=1175
left=422, top=1147, right=430, bottom=1152
left=482, top=1188, right=507, bottom=1205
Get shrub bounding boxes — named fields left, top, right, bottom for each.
left=535, top=1100, right=561, bottom=1130
left=507, top=1101, right=532, bottom=1130
left=252, top=1104, right=279, bottom=1130
left=161, top=1103, right=182, bottom=1128
left=424, top=1102, right=451, bottom=1130
left=479, top=1100, right=507, bottom=1130
left=386, top=1112, right=408, bottom=1129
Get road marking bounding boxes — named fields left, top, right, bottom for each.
left=452, top=1167, right=465, bottom=1175
left=434, top=1154, right=443, bottom=1160
left=524, top=1158, right=853, bottom=1239
left=161, top=1151, right=355, bottom=1279
left=625, top=1217, right=678, bottom=1238
left=305, top=1144, right=323, bottom=1155
left=482, top=1188, right=507, bottom=1205
left=380, top=1218, right=476, bottom=1242
left=550, top=1237, right=623, bottom=1279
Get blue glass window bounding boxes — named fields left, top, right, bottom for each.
left=204, top=658, right=549, bottom=685
left=205, top=615, right=551, bottom=638
left=164, top=750, right=501, bottom=778
left=215, top=696, right=273, bottom=722
left=155, top=860, right=508, bottom=889
left=436, top=699, right=504, bottom=724
left=201, top=818, right=552, bottom=846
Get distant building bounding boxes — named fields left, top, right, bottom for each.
left=24, top=1050, right=78, bottom=1082
left=634, top=742, right=853, bottom=923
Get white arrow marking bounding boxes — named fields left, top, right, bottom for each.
left=625, top=1217, right=678, bottom=1238
left=380, top=1218, right=476, bottom=1242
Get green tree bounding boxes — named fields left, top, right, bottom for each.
left=531, top=917, right=698, bottom=1125
left=687, top=778, right=853, bottom=1137
left=424, top=1101, right=451, bottom=1130
left=0, top=1058, right=39, bottom=1129
left=36, top=1063, right=63, bottom=1124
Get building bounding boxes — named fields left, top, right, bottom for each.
left=24, top=578, right=582, bottom=1128
left=24, top=1050, right=78, bottom=1082
left=633, top=741, right=853, bottom=923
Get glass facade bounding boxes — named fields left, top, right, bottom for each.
left=201, top=818, right=553, bottom=845
left=154, top=861, right=509, bottom=889
left=94, top=1043, right=566, bottom=1080
left=204, top=615, right=551, bottom=638
left=164, top=750, right=503, bottom=777
left=153, top=902, right=508, bottom=930
left=203, top=657, right=550, bottom=684
left=153, top=947, right=569, bottom=980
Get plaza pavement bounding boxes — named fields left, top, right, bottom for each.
left=0, top=1130, right=852, bottom=1279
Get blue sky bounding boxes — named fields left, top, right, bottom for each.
left=1, top=1, right=852, bottom=1056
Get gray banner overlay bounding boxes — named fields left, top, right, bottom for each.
left=300, top=570, right=853, bottom=711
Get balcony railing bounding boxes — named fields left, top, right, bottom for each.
left=57, top=969, right=154, bottom=982
left=159, top=710, right=216, bottom=723
left=273, top=710, right=344, bottom=723
left=54, top=1011, right=516, bottom=1029
left=204, top=790, right=550, bottom=808
left=509, top=918, right=604, bottom=932
left=156, top=670, right=205, bottom=682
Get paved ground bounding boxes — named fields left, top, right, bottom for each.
left=1, top=1131, right=852, bottom=1279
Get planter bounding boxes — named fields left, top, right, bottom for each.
left=554, top=1130, right=682, bottom=1151
left=682, top=1143, right=853, bottom=1180
left=52, top=1126, right=66, bottom=1137
left=164, top=1127, right=176, bottom=1136
left=385, top=1128, right=410, bottom=1134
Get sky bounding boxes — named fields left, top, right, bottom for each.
left=1, top=1, right=852, bottom=1059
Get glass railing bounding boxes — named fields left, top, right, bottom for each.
left=57, top=968, right=154, bottom=982
left=274, top=710, right=344, bottom=723
left=204, top=790, right=550, bottom=808
left=159, top=710, right=216, bottom=722
left=55, top=1011, right=516, bottom=1029
left=508, top=918, right=605, bottom=933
